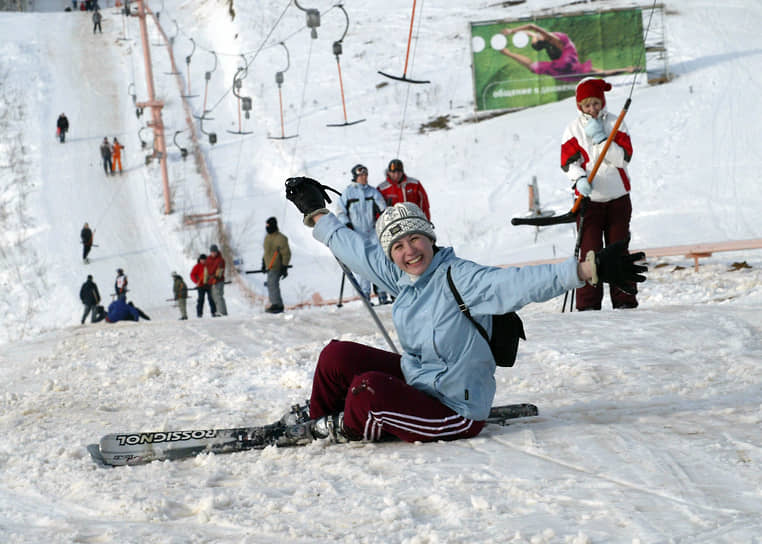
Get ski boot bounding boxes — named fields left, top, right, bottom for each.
left=279, top=400, right=311, bottom=426
left=276, top=413, right=350, bottom=447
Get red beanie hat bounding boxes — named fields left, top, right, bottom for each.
left=576, top=78, right=612, bottom=111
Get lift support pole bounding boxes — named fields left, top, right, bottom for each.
left=136, top=0, right=171, bottom=214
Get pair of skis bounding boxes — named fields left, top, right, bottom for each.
left=87, top=403, right=538, bottom=467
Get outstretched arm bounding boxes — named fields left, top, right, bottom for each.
left=502, top=23, right=563, bottom=52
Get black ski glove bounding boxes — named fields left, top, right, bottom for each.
left=281, top=267, right=288, bottom=279
left=586, top=236, right=647, bottom=295
left=260, top=258, right=267, bottom=273
left=285, top=177, right=335, bottom=227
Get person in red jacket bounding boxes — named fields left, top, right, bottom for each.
left=560, top=77, right=638, bottom=311
left=377, top=159, right=431, bottom=220
left=206, top=244, right=227, bottom=316
left=190, top=254, right=216, bottom=318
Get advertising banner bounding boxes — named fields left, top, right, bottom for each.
left=471, top=9, right=645, bottom=111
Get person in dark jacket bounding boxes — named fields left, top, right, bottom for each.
left=100, top=137, right=112, bottom=174
left=171, top=271, right=189, bottom=320
left=79, top=274, right=101, bottom=324
left=105, top=299, right=150, bottom=322
left=92, top=9, right=102, bottom=33
left=80, top=222, right=93, bottom=263
left=56, top=113, right=69, bottom=143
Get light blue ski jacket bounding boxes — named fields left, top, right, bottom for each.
left=313, top=213, right=584, bottom=420
left=335, top=182, right=387, bottom=237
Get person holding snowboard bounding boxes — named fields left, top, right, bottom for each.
left=281, top=177, right=647, bottom=446
left=561, top=77, right=639, bottom=311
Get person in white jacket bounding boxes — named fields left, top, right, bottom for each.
left=561, top=77, right=639, bottom=311
left=336, top=164, right=387, bottom=301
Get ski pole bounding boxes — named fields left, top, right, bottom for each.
left=337, top=272, right=346, bottom=308
left=335, top=258, right=398, bottom=354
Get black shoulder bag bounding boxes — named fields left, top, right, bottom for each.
left=446, top=266, right=526, bottom=367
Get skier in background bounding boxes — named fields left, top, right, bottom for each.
left=190, top=254, right=216, bottom=318
left=92, top=9, right=102, bottom=33
left=337, top=164, right=387, bottom=303
left=171, top=271, right=189, bottom=320
left=561, top=78, right=639, bottom=311
left=262, top=217, right=291, bottom=314
left=206, top=244, right=227, bottom=316
left=377, top=158, right=431, bottom=220
left=80, top=222, right=93, bottom=263
left=105, top=299, right=150, bottom=322
left=79, top=274, right=101, bottom=324
left=114, top=268, right=128, bottom=301
left=56, top=113, right=69, bottom=143
left=111, top=137, right=124, bottom=173
left=99, top=137, right=112, bottom=174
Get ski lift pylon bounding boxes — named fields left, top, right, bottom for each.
left=377, top=0, right=430, bottom=84
left=173, top=130, right=189, bottom=159
left=181, top=38, right=199, bottom=98
left=269, top=43, right=298, bottom=140
left=227, top=55, right=253, bottom=135
left=294, top=0, right=320, bottom=39
left=327, top=5, right=365, bottom=127
left=193, top=51, right=218, bottom=121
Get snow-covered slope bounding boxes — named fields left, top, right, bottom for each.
left=1, top=1, right=761, bottom=542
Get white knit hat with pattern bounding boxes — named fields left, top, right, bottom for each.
left=375, top=202, right=436, bottom=259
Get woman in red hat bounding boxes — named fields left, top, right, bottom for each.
left=560, top=77, right=639, bottom=311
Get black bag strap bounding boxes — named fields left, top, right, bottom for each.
left=446, top=266, right=490, bottom=345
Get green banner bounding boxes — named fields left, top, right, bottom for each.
left=471, top=9, right=645, bottom=111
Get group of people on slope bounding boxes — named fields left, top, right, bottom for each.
left=78, top=77, right=646, bottom=454
left=99, top=136, right=124, bottom=175
left=333, top=157, right=430, bottom=305
left=79, top=271, right=149, bottom=325
left=188, top=244, right=228, bottom=318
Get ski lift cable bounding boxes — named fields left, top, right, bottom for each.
left=203, top=0, right=294, bottom=116
left=395, top=0, right=426, bottom=154
left=288, top=36, right=316, bottom=172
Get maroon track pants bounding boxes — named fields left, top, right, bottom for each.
left=576, top=194, right=638, bottom=310
left=309, top=340, right=485, bottom=443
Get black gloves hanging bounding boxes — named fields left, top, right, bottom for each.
left=588, top=236, right=647, bottom=295
left=285, top=177, right=339, bottom=227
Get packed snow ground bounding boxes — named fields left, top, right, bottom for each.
left=1, top=0, right=761, bottom=542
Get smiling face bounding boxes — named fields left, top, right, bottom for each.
left=390, top=233, right=434, bottom=276
left=579, top=97, right=603, bottom=118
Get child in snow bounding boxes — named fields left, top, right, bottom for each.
left=561, top=77, right=639, bottom=311
left=282, top=177, right=647, bottom=445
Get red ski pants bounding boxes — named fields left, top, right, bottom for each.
left=309, top=340, right=485, bottom=443
left=575, top=194, right=638, bottom=310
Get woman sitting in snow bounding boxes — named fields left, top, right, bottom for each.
left=281, top=177, right=647, bottom=445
